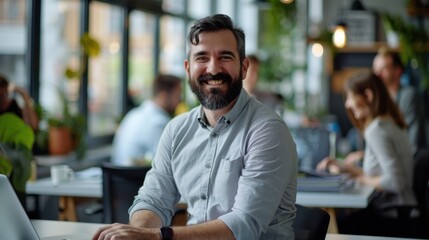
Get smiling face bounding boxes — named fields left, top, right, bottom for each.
left=344, top=90, right=371, bottom=120
left=185, top=30, right=248, bottom=110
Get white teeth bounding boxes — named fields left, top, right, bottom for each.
left=207, top=80, right=223, bottom=85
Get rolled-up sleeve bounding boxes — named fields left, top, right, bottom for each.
left=128, top=122, right=180, bottom=225
left=219, top=119, right=297, bottom=239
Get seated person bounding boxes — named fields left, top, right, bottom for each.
left=317, top=71, right=416, bottom=234
left=345, top=48, right=426, bottom=166
left=0, top=74, right=39, bottom=130
left=373, top=47, right=426, bottom=153
left=94, top=14, right=297, bottom=239
left=317, top=73, right=416, bottom=234
left=111, top=74, right=182, bottom=165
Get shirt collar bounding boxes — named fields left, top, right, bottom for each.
left=197, top=88, right=251, bottom=129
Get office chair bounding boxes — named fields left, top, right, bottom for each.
left=294, top=204, right=330, bottom=240
left=370, top=148, right=429, bottom=238
left=101, top=162, right=151, bottom=224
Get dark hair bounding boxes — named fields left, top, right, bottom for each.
left=344, top=71, right=407, bottom=131
left=377, top=47, right=404, bottom=71
left=187, top=14, right=246, bottom=62
left=0, top=74, right=9, bottom=88
left=153, top=74, right=182, bottom=96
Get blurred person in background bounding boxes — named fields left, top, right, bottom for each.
left=0, top=74, right=39, bottom=130
left=344, top=48, right=426, bottom=166
left=111, top=74, right=182, bottom=166
left=373, top=47, right=426, bottom=153
left=317, top=71, right=416, bottom=234
left=243, top=54, right=284, bottom=115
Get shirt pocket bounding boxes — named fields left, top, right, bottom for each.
left=222, top=154, right=244, bottom=172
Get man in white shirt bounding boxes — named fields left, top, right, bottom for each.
left=111, top=74, right=182, bottom=165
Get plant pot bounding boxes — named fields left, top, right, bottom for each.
left=49, top=127, right=74, bottom=155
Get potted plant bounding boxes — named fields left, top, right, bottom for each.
left=46, top=88, right=85, bottom=157
left=33, top=33, right=99, bottom=158
left=0, top=113, right=35, bottom=194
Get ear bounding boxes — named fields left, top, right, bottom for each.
left=184, top=59, right=190, bottom=79
left=241, top=57, right=249, bottom=80
left=364, top=88, right=374, bottom=104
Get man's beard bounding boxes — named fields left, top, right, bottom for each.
left=188, top=71, right=242, bottom=110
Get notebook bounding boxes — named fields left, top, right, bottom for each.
left=0, top=174, right=93, bottom=240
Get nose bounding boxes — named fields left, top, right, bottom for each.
left=206, top=58, right=222, bottom=75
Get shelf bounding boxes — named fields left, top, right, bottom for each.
left=336, top=42, right=399, bottom=53
left=407, top=6, right=429, bottom=17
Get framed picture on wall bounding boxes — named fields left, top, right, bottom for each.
left=342, top=10, right=376, bottom=46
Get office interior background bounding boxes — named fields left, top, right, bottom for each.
left=1, top=0, right=428, bottom=153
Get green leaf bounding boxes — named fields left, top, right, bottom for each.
left=64, top=67, right=81, bottom=79
left=0, top=143, right=32, bottom=192
left=0, top=113, right=35, bottom=150
left=81, top=33, right=101, bottom=57
left=0, top=154, right=12, bottom=176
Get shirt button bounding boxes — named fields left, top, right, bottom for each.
left=201, top=195, right=207, bottom=200
left=205, top=164, right=211, bottom=168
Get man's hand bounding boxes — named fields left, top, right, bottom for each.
left=92, top=223, right=160, bottom=240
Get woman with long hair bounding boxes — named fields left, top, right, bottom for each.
left=317, top=71, right=416, bottom=234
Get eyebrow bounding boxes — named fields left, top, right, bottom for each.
left=192, top=50, right=236, bottom=58
left=220, top=50, right=236, bottom=58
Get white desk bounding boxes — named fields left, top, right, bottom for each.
left=26, top=168, right=102, bottom=198
left=26, top=168, right=102, bottom=221
left=31, top=219, right=423, bottom=240
left=27, top=168, right=374, bottom=207
left=27, top=168, right=374, bottom=230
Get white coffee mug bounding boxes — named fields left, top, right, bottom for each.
left=50, top=165, right=74, bottom=185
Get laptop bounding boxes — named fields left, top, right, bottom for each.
left=0, top=174, right=93, bottom=240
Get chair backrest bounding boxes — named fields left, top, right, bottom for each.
left=101, top=162, right=151, bottom=223
left=294, top=204, right=330, bottom=240
left=413, top=149, right=429, bottom=219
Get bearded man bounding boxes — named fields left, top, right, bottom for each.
left=93, top=14, right=297, bottom=240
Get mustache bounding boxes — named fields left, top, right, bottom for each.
left=198, top=72, right=233, bottom=82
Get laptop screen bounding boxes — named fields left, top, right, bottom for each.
left=0, top=174, right=41, bottom=240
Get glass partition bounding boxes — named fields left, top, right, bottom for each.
left=128, top=10, right=156, bottom=107
left=0, top=0, right=27, bottom=88
left=159, top=15, right=185, bottom=77
left=88, top=2, right=123, bottom=136
left=39, top=0, right=80, bottom=117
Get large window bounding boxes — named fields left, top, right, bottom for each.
left=162, top=0, right=185, bottom=15
left=128, top=10, right=156, bottom=106
left=159, top=15, right=186, bottom=77
left=11, top=0, right=261, bottom=151
left=40, top=0, right=80, bottom=117
left=188, top=0, right=210, bottom=19
left=0, top=0, right=27, bottom=88
left=88, top=2, right=123, bottom=136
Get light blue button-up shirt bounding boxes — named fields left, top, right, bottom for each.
left=129, top=89, right=297, bottom=239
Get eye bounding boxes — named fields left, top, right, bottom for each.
left=195, top=56, right=208, bottom=62
left=220, top=55, right=233, bottom=61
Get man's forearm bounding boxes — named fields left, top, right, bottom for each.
left=130, top=210, right=235, bottom=240
left=172, top=219, right=235, bottom=240
left=130, top=209, right=163, bottom=228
